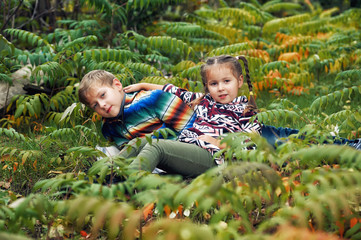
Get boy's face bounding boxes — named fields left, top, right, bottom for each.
left=86, top=79, right=125, bottom=118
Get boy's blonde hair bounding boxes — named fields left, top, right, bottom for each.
left=78, top=70, right=116, bottom=105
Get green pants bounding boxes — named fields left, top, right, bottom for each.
left=120, top=138, right=216, bottom=178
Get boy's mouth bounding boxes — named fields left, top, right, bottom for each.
left=107, top=106, right=112, bottom=113
left=219, top=94, right=227, bottom=99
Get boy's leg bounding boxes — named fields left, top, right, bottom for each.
left=128, top=139, right=216, bottom=178
left=118, top=137, right=149, bottom=158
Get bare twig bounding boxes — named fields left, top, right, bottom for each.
left=1, top=0, right=24, bottom=33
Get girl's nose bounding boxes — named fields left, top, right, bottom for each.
left=218, top=83, right=225, bottom=91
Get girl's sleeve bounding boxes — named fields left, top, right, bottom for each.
left=162, top=84, right=202, bottom=105
left=242, top=110, right=262, bottom=134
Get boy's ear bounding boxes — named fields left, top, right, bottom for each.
left=112, top=78, right=123, bottom=90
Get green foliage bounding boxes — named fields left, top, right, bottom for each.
left=1, top=0, right=361, bottom=239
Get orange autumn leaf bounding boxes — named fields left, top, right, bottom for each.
left=164, top=205, right=171, bottom=217
left=335, top=220, right=345, bottom=238
left=143, top=203, right=155, bottom=220
left=278, top=52, right=301, bottom=63
left=178, top=205, right=183, bottom=217
left=350, top=217, right=359, bottom=228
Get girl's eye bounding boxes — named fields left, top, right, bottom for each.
left=101, top=93, right=105, bottom=98
left=93, top=103, right=98, bottom=109
left=210, top=82, right=217, bottom=86
left=225, top=79, right=231, bottom=83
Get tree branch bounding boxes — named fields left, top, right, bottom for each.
left=1, top=0, right=24, bottom=33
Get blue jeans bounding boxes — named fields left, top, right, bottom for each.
left=260, top=125, right=360, bottom=149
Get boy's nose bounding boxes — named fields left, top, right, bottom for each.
left=98, top=99, right=107, bottom=108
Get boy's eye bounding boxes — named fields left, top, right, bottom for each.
left=224, top=79, right=231, bottom=83
left=210, top=82, right=217, bottom=86
left=92, top=103, right=98, bottom=109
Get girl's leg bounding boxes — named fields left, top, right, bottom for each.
left=128, top=139, right=216, bottom=178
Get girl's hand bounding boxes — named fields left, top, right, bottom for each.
left=198, top=135, right=226, bottom=149
left=124, top=83, right=164, bottom=93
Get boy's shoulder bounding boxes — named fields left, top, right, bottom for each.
left=125, top=89, right=173, bottom=105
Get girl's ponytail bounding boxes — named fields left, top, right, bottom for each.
left=237, top=56, right=258, bottom=113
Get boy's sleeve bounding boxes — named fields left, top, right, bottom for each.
left=152, top=90, right=195, bottom=133
left=162, top=84, right=202, bottom=105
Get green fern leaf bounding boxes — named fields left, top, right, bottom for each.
left=208, top=42, right=252, bottom=57
left=310, top=86, right=361, bottom=113
left=145, top=36, right=195, bottom=59
left=217, top=8, right=255, bottom=25
left=4, top=29, right=53, bottom=51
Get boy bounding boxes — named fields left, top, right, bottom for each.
left=78, top=70, right=195, bottom=150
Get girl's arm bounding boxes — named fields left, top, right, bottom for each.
left=124, top=83, right=163, bottom=93
left=198, top=135, right=227, bottom=149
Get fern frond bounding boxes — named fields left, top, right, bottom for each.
left=251, top=109, right=302, bottom=125
left=74, top=49, right=139, bottom=63
left=80, top=0, right=112, bottom=14
left=145, top=36, right=195, bottom=59
left=125, top=62, right=163, bottom=77
left=320, top=7, right=339, bottom=18
left=32, top=61, right=69, bottom=86
left=292, top=18, right=330, bottom=35
left=261, top=61, right=290, bottom=75
left=179, top=64, right=203, bottom=82
left=172, top=60, right=196, bottom=74
left=66, top=195, right=138, bottom=239
left=335, top=69, right=361, bottom=82
left=0, top=128, right=27, bottom=142
left=283, top=144, right=361, bottom=169
left=0, top=34, right=15, bottom=57
left=140, top=76, right=169, bottom=85
left=217, top=8, right=256, bottom=25
left=262, top=2, right=302, bottom=13
left=262, top=13, right=311, bottom=34
left=161, top=22, right=228, bottom=42
left=61, top=35, right=98, bottom=52
left=202, top=24, right=243, bottom=44
left=310, top=86, right=361, bottom=113
left=49, top=86, right=77, bottom=111
left=239, top=2, right=274, bottom=23
left=4, top=29, right=53, bottom=51
left=127, top=0, right=183, bottom=10
left=208, top=42, right=253, bottom=57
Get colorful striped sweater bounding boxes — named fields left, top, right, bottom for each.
left=101, top=90, right=195, bottom=148
left=163, top=84, right=262, bottom=165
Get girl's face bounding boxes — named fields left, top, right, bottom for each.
left=205, top=64, right=243, bottom=104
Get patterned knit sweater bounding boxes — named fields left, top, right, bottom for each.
left=163, top=84, right=261, bottom=165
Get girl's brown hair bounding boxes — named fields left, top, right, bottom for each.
left=192, top=55, right=257, bottom=112
left=78, top=70, right=116, bottom=106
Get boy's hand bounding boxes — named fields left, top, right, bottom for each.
left=198, top=135, right=226, bottom=149
left=124, top=83, right=163, bottom=93
left=124, top=83, right=144, bottom=93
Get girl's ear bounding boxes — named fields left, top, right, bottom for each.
left=238, top=75, right=244, bottom=88
left=112, top=78, right=123, bottom=91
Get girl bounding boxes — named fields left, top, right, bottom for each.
left=122, top=55, right=261, bottom=178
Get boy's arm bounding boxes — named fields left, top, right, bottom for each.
left=124, top=83, right=163, bottom=93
